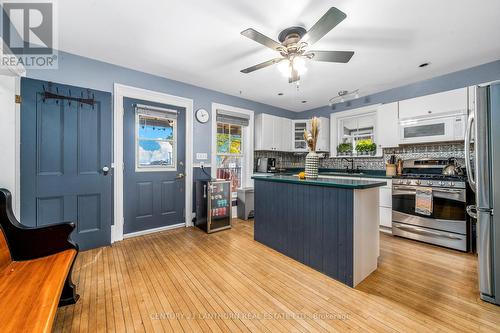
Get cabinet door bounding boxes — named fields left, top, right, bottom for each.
left=377, top=102, right=399, bottom=148
left=316, top=117, right=330, bottom=152
left=278, top=117, right=292, bottom=151
left=379, top=207, right=392, bottom=228
left=399, top=88, right=468, bottom=119
left=255, top=114, right=275, bottom=150
left=292, top=120, right=308, bottom=151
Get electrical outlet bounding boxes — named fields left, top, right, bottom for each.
left=196, top=152, right=208, bottom=160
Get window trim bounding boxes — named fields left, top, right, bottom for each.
left=135, top=111, right=178, bottom=172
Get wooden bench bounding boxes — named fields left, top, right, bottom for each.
left=0, top=189, right=79, bottom=333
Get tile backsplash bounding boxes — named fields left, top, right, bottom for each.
left=255, top=142, right=465, bottom=171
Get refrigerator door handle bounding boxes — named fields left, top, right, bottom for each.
left=466, top=205, right=477, bottom=219
left=465, top=112, right=476, bottom=192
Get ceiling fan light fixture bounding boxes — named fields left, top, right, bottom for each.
left=277, top=59, right=291, bottom=77
left=292, top=56, right=307, bottom=75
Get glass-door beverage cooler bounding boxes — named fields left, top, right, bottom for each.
left=195, top=180, right=232, bottom=233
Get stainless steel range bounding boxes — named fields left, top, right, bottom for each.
left=392, top=159, right=470, bottom=251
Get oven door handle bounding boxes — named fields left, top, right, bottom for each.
left=432, top=188, right=464, bottom=194
left=393, top=223, right=463, bottom=240
left=393, top=189, right=417, bottom=196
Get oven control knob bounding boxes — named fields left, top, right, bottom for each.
left=416, top=180, right=421, bottom=185
left=428, top=181, right=433, bottom=185
left=406, top=180, right=412, bottom=185
left=450, top=182, right=455, bottom=187
left=439, top=181, right=445, bottom=186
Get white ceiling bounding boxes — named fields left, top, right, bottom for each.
left=58, top=0, right=500, bottom=112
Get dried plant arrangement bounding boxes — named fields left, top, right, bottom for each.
left=303, top=117, right=320, bottom=152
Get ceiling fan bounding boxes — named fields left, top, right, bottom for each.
left=240, top=7, right=354, bottom=83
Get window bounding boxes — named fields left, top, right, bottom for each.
left=136, top=112, right=176, bottom=170
left=216, top=123, right=243, bottom=197
left=337, top=113, right=376, bottom=155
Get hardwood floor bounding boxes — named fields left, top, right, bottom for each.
left=53, top=220, right=500, bottom=333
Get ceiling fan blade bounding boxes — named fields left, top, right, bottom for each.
left=302, top=7, right=347, bottom=45
left=240, top=58, right=283, bottom=74
left=306, top=50, right=354, bottom=63
left=288, top=67, right=300, bottom=83
left=241, top=28, right=282, bottom=51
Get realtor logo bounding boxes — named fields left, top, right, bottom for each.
left=1, top=0, right=58, bottom=68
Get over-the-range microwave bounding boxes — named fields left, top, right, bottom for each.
left=399, top=111, right=467, bottom=144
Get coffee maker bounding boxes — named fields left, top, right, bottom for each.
left=256, top=158, right=276, bottom=173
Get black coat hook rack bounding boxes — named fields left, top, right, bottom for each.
left=41, top=83, right=96, bottom=107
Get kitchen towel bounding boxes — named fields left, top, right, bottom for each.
left=415, top=187, right=433, bottom=216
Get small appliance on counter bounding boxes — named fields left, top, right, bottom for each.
left=195, top=180, right=231, bottom=233
left=256, top=157, right=276, bottom=173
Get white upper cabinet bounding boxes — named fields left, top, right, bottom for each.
left=277, top=117, right=292, bottom=151
left=399, top=87, right=468, bottom=119
left=376, top=102, right=399, bottom=148
left=255, top=113, right=292, bottom=151
left=255, top=113, right=274, bottom=151
left=316, top=117, right=330, bottom=152
left=292, top=117, right=329, bottom=152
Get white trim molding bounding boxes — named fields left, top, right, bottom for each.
left=112, top=84, right=194, bottom=243
left=210, top=103, right=255, bottom=188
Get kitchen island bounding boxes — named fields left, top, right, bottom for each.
left=252, top=175, right=387, bottom=287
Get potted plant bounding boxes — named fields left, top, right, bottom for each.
left=337, top=143, right=353, bottom=156
left=303, top=117, right=320, bottom=179
left=355, top=139, right=377, bottom=156
left=368, top=142, right=377, bottom=156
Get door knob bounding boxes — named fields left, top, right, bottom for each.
left=175, top=172, right=185, bottom=179
left=102, top=166, right=110, bottom=176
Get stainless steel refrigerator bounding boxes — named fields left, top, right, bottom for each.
left=466, top=82, right=500, bottom=305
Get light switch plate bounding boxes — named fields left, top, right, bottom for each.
left=196, top=152, right=208, bottom=160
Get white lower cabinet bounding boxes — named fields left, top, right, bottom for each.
left=322, top=176, right=392, bottom=232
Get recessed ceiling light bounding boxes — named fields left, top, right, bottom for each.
left=301, top=100, right=307, bottom=103
left=278, top=92, right=284, bottom=96
left=419, top=62, right=430, bottom=68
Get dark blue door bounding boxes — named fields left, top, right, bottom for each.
left=21, top=78, right=112, bottom=250
left=123, top=98, right=186, bottom=234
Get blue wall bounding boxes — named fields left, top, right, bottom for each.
left=301, top=59, right=500, bottom=118
left=26, top=52, right=500, bottom=163
left=25, top=51, right=296, bottom=164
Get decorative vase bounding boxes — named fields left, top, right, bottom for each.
left=305, top=151, right=319, bottom=179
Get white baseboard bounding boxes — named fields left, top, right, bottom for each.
left=123, top=222, right=186, bottom=239
left=380, top=226, right=393, bottom=234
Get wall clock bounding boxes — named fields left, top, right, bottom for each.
left=195, top=108, right=210, bottom=123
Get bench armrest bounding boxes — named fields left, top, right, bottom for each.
left=8, top=222, right=78, bottom=260
left=0, top=189, right=78, bottom=261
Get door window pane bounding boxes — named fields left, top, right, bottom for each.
left=137, top=115, right=176, bottom=169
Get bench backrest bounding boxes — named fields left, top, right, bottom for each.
left=0, top=227, right=11, bottom=271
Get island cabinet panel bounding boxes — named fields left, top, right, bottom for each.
left=254, top=180, right=354, bottom=286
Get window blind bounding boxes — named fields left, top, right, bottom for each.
left=135, top=104, right=178, bottom=119
left=216, top=109, right=249, bottom=126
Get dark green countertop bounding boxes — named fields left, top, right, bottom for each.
left=274, top=168, right=392, bottom=179
left=252, top=175, right=387, bottom=189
